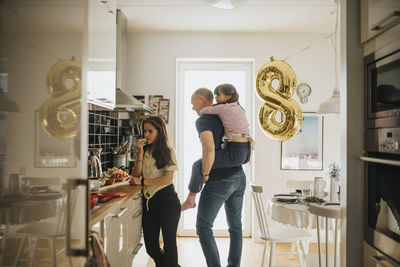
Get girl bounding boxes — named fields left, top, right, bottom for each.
left=181, top=83, right=253, bottom=211
left=130, top=116, right=181, bottom=267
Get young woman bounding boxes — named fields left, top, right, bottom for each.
left=181, top=83, right=253, bottom=211
left=130, top=116, right=181, bottom=267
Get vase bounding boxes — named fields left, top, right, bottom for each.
left=329, top=176, right=339, bottom=202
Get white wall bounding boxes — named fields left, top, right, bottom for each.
left=126, top=32, right=341, bottom=206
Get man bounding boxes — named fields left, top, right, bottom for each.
left=191, top=87, right=246, bottom=267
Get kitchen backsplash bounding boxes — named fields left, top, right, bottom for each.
left=88, top=104, right=119, bottom=170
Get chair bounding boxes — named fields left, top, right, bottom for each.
left=250, top=184, right=312, bottom=267
left=305, top=203, right=341, bottom=267
left=14, top=183, right=78, bottom=266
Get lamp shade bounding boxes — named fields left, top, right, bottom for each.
left=205, top=0, right=248, bottom=9
left=317, top=89, right=340, bottom=115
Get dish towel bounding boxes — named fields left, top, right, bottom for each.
left=89, top=230, right=110, bottom=267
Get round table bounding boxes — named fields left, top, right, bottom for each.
left=0, top=192, right=64, bottom=225
left=266, top=199, right=337, bottom=230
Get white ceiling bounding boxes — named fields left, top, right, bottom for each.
left=119, top=0, right=337, bottom=34
left=1, top=0, right=337, bottom=34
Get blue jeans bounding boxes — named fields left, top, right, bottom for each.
left=196, top=169, right=246, bottom=267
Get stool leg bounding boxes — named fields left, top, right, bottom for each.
left=261, top=241, right=267, bottom=267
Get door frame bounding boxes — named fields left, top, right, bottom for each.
left=175, top=58, right=255, bottom=237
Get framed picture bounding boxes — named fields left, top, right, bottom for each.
left=280, top=113, right=324, bottom=170
left=159, top=99, right=170, bottom=124
left=148, top=95, right=163, bottom=116
left=35, top=110, right=77, bottom=167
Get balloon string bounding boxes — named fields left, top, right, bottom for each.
left=282, top=32, right=336, bottom=62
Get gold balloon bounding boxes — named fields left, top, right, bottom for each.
left=256, top=57, right=302, bottom=141
left=40, top=59, right=81, bottom=139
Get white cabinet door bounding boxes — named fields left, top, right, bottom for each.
left=88, top=0, right=116, bottom=109
left=361, top=0, right=400, bottom=43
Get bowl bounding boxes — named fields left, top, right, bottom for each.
left=89, top=180, right=102, bottom=191
left=90, top=195, right=98, bottom=209
left=105, top=178, right=115, bottom=185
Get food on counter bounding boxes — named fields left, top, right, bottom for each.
left=103, top=167, right=129, bottom=179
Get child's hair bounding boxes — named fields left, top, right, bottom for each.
left=214, top=83, right=239, bottom=103
left=143, top=116, right=174, bottom=169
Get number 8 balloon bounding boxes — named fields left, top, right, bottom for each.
left=256, top=57, right=302, bottom=141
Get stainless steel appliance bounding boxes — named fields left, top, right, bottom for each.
left=362, top=39, right=400, bottom=265
left=88, top=148, right=103, bottom=178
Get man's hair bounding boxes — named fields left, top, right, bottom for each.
left=193, top=88, right=213, bottom=103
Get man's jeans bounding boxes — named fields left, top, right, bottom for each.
left=196, top=169, right=246, bottom=267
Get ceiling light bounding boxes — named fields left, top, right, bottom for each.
left=205, top=0, right=248, bottom=9
left=317, top=4, right=340, bottom=116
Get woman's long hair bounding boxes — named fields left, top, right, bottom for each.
left=143, top=116, right=173, bottom=169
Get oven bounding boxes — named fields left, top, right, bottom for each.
left=363, top=39, right=400, bottom=265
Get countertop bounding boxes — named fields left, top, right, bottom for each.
left=90, top=182, right=142, bottom=227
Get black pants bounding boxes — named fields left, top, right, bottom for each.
left=142, top=184, right=181, bottom=267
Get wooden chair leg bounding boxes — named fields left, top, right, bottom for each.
left=289, top=242, right=296, bottom=259
left=28, top=237, right=38, bottom=267
left=14, top=236, right=27, bottom=267
left=261, top=240, right=268, bottom=267
left=295, top=241, right=305, bottom=267
left=49, top=237, right=57, bottom=266
left=269, top=241, right=275, bottom=267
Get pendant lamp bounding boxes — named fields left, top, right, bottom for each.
left=317, top=4, right=340, bottom=115
left=204, top=0, right=248, bottom=9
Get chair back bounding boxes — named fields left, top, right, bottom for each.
left=308, top=203, right=341, bottom=267
left=250, top=184, right=270, bottom=239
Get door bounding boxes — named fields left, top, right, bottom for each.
left=0, top=0, right=89, bottom=265
left=176, top=59, right=254, bottom=237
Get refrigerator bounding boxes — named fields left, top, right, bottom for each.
left=0, top=0, right=93, bottom=265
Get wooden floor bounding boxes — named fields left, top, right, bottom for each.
left=134, top=237, right=323, bottom=267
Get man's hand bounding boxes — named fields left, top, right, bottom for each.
left=202, top=175, right=209, bottom=184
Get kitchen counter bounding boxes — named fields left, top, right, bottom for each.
left=90, top=183, right=142, bottom=227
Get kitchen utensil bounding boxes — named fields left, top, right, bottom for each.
left=113, top=154, right=126, bottom=168
left=88, top=148, right=103, bottom=178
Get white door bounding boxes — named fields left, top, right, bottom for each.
left=176, top=59, right=254, bottom=237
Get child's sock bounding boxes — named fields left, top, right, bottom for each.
left=181, top=192, right=196, bottom=211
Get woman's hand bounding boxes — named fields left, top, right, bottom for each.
left=136, top=138, right=147, bottom=155
left=129, top=176, right=142, bottom=186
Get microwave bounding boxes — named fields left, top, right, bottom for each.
left=365, top=39, right=400, bottom=129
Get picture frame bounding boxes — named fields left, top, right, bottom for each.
left=35, top=110, right=77, bottom=168
left=148, top=95, right=163, bottom=116
left=159, top=99, right=170, bottom=124
left=280, top=113, right=324, bottom=170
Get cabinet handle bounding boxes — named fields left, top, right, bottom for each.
left=370, top=11, right=400, bottom=31
left=112, top=207, right=127, bottom=218
left=132, top=208, right=142, bottom=218
left=97, top=0, right=114, bottom=14
left=360, top=156, right=400, bottom=166
left=96, top=97, right=113, bottom=103
left=132, top=192, right=141, bottom=200
left=132, top=243, right=143, bottom=255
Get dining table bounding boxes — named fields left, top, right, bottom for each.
left=266, top=194, right=337, bottom=230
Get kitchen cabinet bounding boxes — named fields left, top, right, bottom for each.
left=87, top=0, right=117, bottom=109
left=361, top=0, right=400, bottom=44
left=100, top=190, right=142, bottom=266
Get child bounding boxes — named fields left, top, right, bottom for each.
left=181, top=83, right=253, bottom=211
